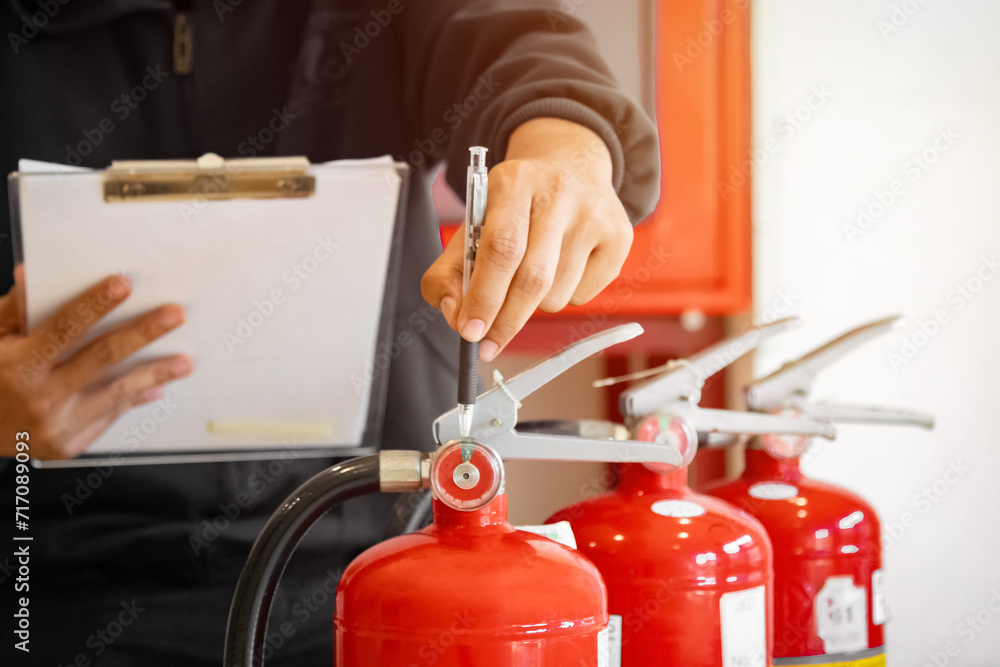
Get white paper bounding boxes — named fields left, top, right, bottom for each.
left=16, top=157, right=403, bottom=455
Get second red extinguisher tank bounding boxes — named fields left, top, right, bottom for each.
left=544, top=318, right=833, bottom=665
left=707, top=448, right=886, bottom=666
left=549, top=460, right=773, bottom=666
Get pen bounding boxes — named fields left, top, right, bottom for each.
left=458, top=146, right=488, bottom=437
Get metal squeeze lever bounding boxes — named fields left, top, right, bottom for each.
left=434, top=323, right=682, bottom=466
left=430, top=324, right=684, bottom=512
left=596, top=318, right=836, bottom=468
left=747, top=315, right=935, bottom=458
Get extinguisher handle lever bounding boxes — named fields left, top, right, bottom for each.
left=675, top=404, right=837, bottom=440
left=434, top=323, right=642, bottom=445
left=432, top=323, right=684, bottom=466
left=615, top=317, right=802, bottom=418
left=790, top=398, right=935, bottom=430
left=489, top=430, right=684, bottom=465
left=747, top=315, right=904, bottom=410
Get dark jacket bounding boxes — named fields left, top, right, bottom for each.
left=0, top=0, right=658, bottom=663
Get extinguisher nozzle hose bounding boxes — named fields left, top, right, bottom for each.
left=223, top=454, right=381, bottom=667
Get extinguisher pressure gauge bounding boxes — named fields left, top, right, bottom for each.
left=431, top=440, right=504, bottom=511
left=759, top=406, right=812, bottom=459
left=635, top=412, right=698, bottom=473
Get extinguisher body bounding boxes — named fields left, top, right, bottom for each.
left=336, top=494, right=610, bottom=666
left=706, top=449, right=885, bottom=666
left=548, top=464, right=773, bottom=666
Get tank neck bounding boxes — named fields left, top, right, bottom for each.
left=617, top=463, right=689, bottom=494
left=743, top=448, right=802, bottom=480
left=432, top=494, right=509, bottom=528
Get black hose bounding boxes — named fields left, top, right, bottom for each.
left=223, top=455, right=381, bottom=667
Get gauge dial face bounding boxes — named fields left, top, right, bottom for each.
left=636, top=412, right=695, bottom=473
left=430, top=440, right=503, bottom=511
left=760, top=407, right=811, bottom=459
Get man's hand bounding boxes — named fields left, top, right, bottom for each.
left=422, top=117, right=633, bottom=361
left=0, top=271, right=192, bottom=459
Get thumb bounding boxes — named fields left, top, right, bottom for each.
left=420, top=227, right=465, bottom=330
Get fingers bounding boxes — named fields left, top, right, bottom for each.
left=28, top=274, right=132, bottom=369
left=456, top=162, right=533, bottom=342
left=47, top=413, right=117, bottom=460
left=569, top=229, right=632, bottom=306
left=54, top=304, right=186, bottom=393
left=74, top=355, right=193, bottom=428
left=539, top=236, right=591, bottom=314
left=54, top=386, right=162, bottom=460
left=420, top=227, right=465, bottom=329
left=561, top=209, right=633, bottom=307
left=476, top=205, right=566, bottom=361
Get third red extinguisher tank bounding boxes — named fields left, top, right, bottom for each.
left=724, top=315, right=936, bottom=666
left=707, top=448, right=886, bottom=666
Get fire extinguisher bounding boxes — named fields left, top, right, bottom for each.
left=547, top=318, right=836, bottom=666
left=222, top=323, right=683, bottom=667
left=706, top=316, right=935, bottom=667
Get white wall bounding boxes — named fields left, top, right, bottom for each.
left=752, top=1, right=1000, bottom=664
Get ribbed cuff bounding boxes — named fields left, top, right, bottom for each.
left=490, top=97, right=627, bottom=193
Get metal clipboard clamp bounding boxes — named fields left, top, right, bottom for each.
left=9, top=154, right=409, bottom=467
left=102, top=153, right=316, bottom=202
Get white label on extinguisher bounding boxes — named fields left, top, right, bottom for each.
left=650, top=499, right=706, bottom=518
left=719, top=586, right=767, bottom=667
left=596, top=622, right=614, bottom=667
left=872, top=569, right=889, bottom=625
left=514, top=522, right=578, bottom=549
left=606, top=614, right=622, bottom=667
left=815, top=576, right=868, bottom=653
left=748, top=482, right=799, bottom=500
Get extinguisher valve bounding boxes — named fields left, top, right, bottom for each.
left=605, top=317, right=802, bottom=417
left=432, top=324, right=685, bottom=470
left=591, top=318, right=835, bottom=470
left=747, top=315, right=936, bottom=458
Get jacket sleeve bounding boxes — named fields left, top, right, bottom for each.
left=396, top=0, right=660, bottom=223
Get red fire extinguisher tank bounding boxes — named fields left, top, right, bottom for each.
left=336, top=494, right=610, bottom=666
left=707, top=448, right=885, bottom=666
left=549, top=461, right=773, bottom=666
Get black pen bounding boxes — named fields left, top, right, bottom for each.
left=458, top=146, right=488, bottom=437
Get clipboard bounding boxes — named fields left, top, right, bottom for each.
left=8, top=154, right=408, bottom=467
